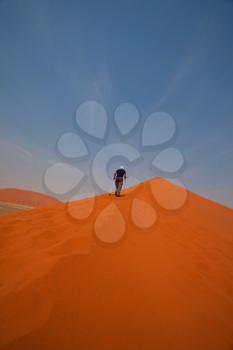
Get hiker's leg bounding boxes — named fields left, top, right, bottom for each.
left=117, top=180, right=123, bottom=196
left=115, top=180, right=118, bottom=196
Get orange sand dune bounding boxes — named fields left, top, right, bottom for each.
left=0, top=189, right=60, bottom=208
left=0, top=202, right=32, bottom=217
left=0, top=178, right=233, bottom=350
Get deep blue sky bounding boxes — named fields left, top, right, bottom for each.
left=0, top=0, right=233, bottom=207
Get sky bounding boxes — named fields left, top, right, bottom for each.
left=0, top=0, right=233, bottom=207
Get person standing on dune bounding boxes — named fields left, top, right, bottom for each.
left=113, top=166, right=127, bottom=197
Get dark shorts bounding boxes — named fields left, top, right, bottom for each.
left=115, top=176, right=123, bottom=183
left=115, top=177, right=124, bottom=196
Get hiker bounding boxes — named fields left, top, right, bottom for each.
left=113, top=166, right=127, bottom=197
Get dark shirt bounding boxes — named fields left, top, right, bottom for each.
left=114, top=168, right=126, bottom=179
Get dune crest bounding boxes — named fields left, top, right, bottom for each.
left=0, top=189, right=60, bottom=209
left=0, top=178, right=233, bottom=350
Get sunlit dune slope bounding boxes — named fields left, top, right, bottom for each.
left=0, top=189, right=60, bottom=209
left=0, top=178, right=232, bottom=350
left=0, top=202, right=32, bottom=216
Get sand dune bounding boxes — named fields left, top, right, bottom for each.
left=0, top=189, right=60, bottom=209
left=0, top=202, right=33, bottom=216
left=0, top=178, right=232, bottom=350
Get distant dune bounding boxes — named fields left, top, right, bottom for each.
left=0, top=202, right=32, bottom=216
left=0, top=178, right=232, bottom=350
left=0, top=188, right=60, bottom=209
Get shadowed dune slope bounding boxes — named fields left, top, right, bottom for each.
left=0, top=178, right=233, bottom=350
left=0, top=189, right=60, bottom=208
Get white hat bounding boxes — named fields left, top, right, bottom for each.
left=120, top=165, right=124, bottom=169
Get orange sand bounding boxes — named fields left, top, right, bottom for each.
left=0, top=189, right=60, bottom=208
left=0, top=178, right=233, bottom=350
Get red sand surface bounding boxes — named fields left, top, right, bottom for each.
left=0, top=178, right=233, bottom=350
left=0, top=189, right=60, bottom=208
